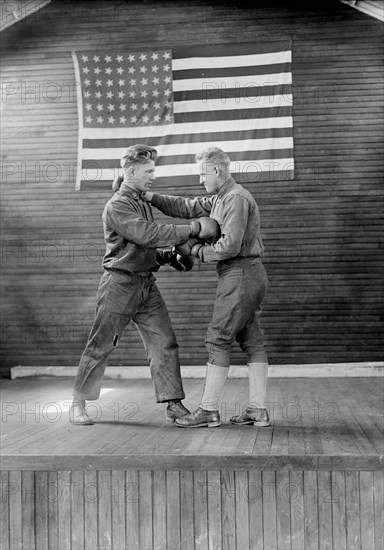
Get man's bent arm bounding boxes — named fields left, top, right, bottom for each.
left=149, top=192, right=213, bottom=219
left=197, top=195, right=248, bottom=262
left=106, top=201, right=193, bottom=248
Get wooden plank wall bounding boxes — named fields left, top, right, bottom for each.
left=0, top=468, right=383, bottom=550
left=0, top=1, right=383, bottom=374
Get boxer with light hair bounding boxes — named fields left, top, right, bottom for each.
left=70, top=144, right=218, bottom=425
left=144, top=146, right=270, bottom=428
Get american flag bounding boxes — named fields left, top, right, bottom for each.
left=72, top=42, right=293, bottom=190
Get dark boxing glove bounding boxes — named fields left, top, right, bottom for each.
left=175, top=237, right=202, bottom=257
left=197, top=217, right=221, bottom=243
left=156, top=249, right=194, bottom=272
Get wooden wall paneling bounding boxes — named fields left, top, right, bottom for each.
left=360, top=471, right=375, bottom=550
left=166, top=470, right=181, bottom=550
left=83, top=469, right=98, bottom=550
left=180, top=470, right=194, bottom=550
left=138, top=470, right=153, bottom=550
left=0, top=470, right=10, bottom=550
left=373, top=469, right=384, bottom=550
left=331, top=470, right=347, bottom=550
left=345, top=470, right=361, bottom=550
left=125, top=470, right=140, bottom=550
left=290, top=470, right=305, bottom=550
left=71, top=470, right=85, bottom=550
left=275, top=470, right=291, bottom=550
left=8, top=471, right=22, bottom=550
left=262, top=470, right=278, bottom=550
left=111, top=470, right=126, bottom=550
left=153, top=470, right=167, bottom=550
left=234, top=470, right=250, bottom=550
left=48, top=470, right=59, bottom=550
left=221, top=470, right=236, bottom=550
left=206, top=470, right=222, bottom=550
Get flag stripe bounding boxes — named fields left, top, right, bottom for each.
left=81, top=170, right=294, bottom=189
left=83, top=138, right=293, bottom=162
left=173, top=84, right=291, bottom=101
left=172, top=51, right=291, bottom=70
left=173, top=94, right=292, bottom=114
left=173, top=72, right=292, bottom=92
left=174, top=106, right=292, bottom=123
left=83, top=127, right=293, bottom=149
left=82, top=117, right=293, bottom=140
left=80, top=158, right=294, bottom=180
left=172, top=62, right=291, bottom=80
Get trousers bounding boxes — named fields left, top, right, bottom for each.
left=73, top=270, right=185, bottom=402
left=205, top=257, right=269, bottom=368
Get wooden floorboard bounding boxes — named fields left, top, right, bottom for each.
left=0, top=377, right=383, bottom=471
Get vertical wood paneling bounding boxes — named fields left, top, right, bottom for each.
left=180, top=471, right=194, bottom=550
left=304, top=471, right=319, bottom=550
left=248, top=470, right=263, bottom=550
left=71, top=470, right=84, bottom=550
left=345, top=470, right=361, bottom=550
left=0, top=1, right=383, bottom=373
left=360, top=471, right=375, bottom=550
left=8, top=471, right=22, bottom=550
left=290, top=471, right=305, bottom=550
left=83, top=470, right=98, bottom=550
left=194, top=470, right=208, bottom=550
left=262, top=471, right=277, bottom=550
left=373, top=470, right=384, bottom=550
left=111, top=470, right=126, bottom=550
left=35, top=471, right=49, bottom=550
left=48, top=470, right=59, bottom=550
left=58, top=471, right=71, bottom=550
left=276, top=470, right=291, bottom=550
left=234, top=471, right=249, bottom=550
left=153, top=471, right=167, bottom=550
left=166, top=471, right=181, bottom=550
left=125, top=470, right=140, bottom=550
left=22, top=471, right=35, bottom=549
left=207, top=470, right=222, bottom=550
left=331, top=471, right=347, bottom=550
left=317, top=470, right=333, bottom=550
left=2, top=467, right=384, bottom=549
left=0, top=471, right=9, bottom=550
left=98, top=470, right=112, bottom=550
left=221, top=471, right=236, bottom=550
left=139, top=471, right=153, bottom=550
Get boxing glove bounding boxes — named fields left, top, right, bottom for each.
left=175, top=237, right=202, bottom=257
left=156, top=249, right=194, bottom=272
left=197, top=217, right=221, bottom=244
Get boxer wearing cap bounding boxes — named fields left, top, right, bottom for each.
left=144, top=147, right=270, bottom=428
left=70, top=144, right=206, bottom=425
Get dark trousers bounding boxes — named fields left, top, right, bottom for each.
left=206, top=257, right=269, bottom=368
left=73, top=271, right=185, bottom=402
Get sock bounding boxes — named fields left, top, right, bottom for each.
left=248, top=362, right=268, bottom=409
left=200, top=363, right=229, bottom=411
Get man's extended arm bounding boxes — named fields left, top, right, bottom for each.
left=106, top=200, right=200, bottom=248
left=146, top=191, right=213, bottom=219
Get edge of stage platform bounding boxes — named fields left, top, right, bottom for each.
left=10, top=361, right=384, bottom=379
left=1, top=453, right=383, bottom=472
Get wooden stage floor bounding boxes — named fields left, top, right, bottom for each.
left=1, top=377, right=383, bottom=470
left=1, top=377, right=383, bottom=550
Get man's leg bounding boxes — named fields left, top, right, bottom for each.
left=71, top=272, right=141, bottom=424
left=176, top=265, right=244, bottom=428
left=232, top=259, right=270, bottom=426
left=132, top=278, right=189, bottom=422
